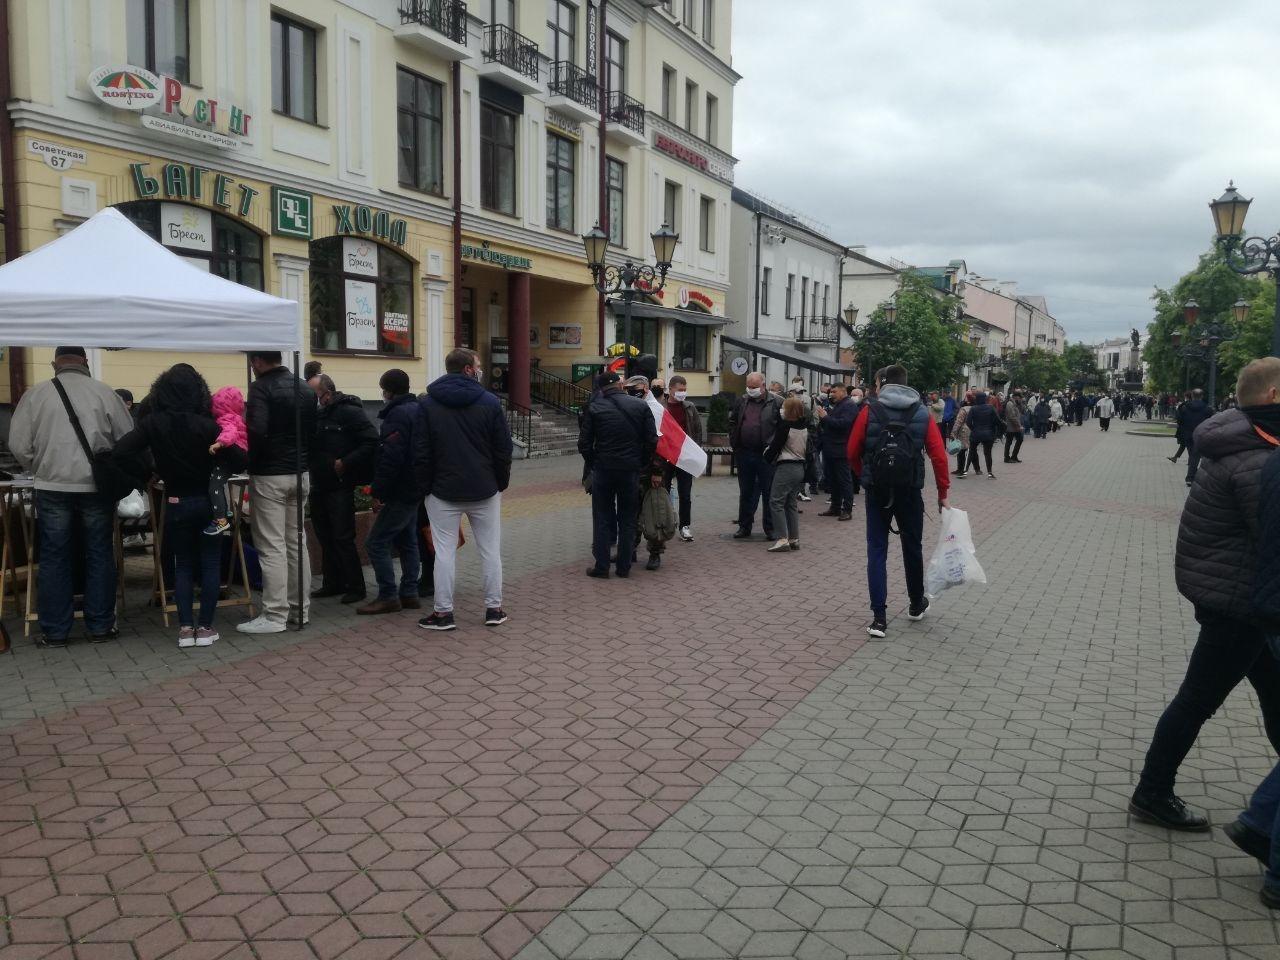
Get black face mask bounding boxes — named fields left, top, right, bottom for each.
left=651, top=387, right=664, bottom=399
left=626, top=389, right=644, bottom=398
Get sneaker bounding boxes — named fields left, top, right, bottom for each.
left=195, top=627, right=218, bottom=646
left=419, top=611, right=456, bottom=631
left=767, top=539, right=791, bottom=553
left=867, top=618, right=887, bottom=639
left=956, top=472, right=968, bottom=479
left=645, top=553, right=662, bottom=571
left=1223, top=819, right=1270, bottom=864
left=679, top=526, right=694, bottom=542
left=178, top=626, right=196, bottom=649
left=1128, top=790, right=1209, bottom=832
left=797, top=492, right=812, bottom=502
left=908, top=597, right=930, bottom=621
left=88, top=627, right=119, bottom=644
left=287, top=613, right=309, bottom=627
left=37, top=635, right=70, bottom=649
left=484, top=608, right=509, bottom=626
left=236, top=617, right=286, bottom=635
left=986, top=473, right=997, bottom=480
left=203, top=517, right=230, bottom=536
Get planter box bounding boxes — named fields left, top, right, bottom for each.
left=305, top=509, right=377, bottom=574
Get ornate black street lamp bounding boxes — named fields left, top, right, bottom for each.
left=582, top=222, right=679, bottom=377
left=1208, top=182, right=1280, bottom=357
left=1172, top=296, right=1241, bottom=406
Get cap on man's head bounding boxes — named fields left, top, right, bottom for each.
left=55, top=346, right=87, bottom=359
left=597, top=371, right=622, bottom=388
left=624, top=375, right=649, bottom=388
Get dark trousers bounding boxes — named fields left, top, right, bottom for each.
left=592, top=467, right=639, bottom=574
left=166, top=493, right=221, bottom=629
left=209, top=468, right=230, bottom=523
left=1172, top=442, right=1186, bottom=460
left=968, top=438, right=994, bottom=474
left=823, top=452, right=854, bottom=512
left=942, top=419, right=954, bottom=440
left=663, top=465, right=693, bottom=528
left=1033, top=422, right=1048, bottom=439
left=735, top=450, right=774, bottom=537
left=311, top=486, right=364, bottom=595
left=1138, top=612, right=1280, bottom=795
left=34, top=490, right=116, bottom=639
left=364, top=498, right=420, bottom=601
left=1186, top=442, right=1202, bottom=483
left=1004, top=432, right=1024, bottom=461
left=864, top=487, right=925, bottom=617
left=1099, top=417, right=1111, bottom=432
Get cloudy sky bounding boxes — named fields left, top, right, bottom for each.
left=730, top=0, right=1280, bottom=344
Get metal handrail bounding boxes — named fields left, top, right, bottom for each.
left=549, top=61, right=598, bottom=111
left=606, top=91, right=645, bottom=136
left=531, top=367, right=591, bottom=414
left=398, top=0, right=467, bottom=45
left=793, top=316, right=839, bottom=343
left=501, top=395, right=533, bottom=449
left=483, top=23, right=539, bottom=82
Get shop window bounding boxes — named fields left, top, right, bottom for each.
left=271, top=12, right=317, bottom=123
left=481, top=103, right=517, bottom=215
left=674, top=321, right=707, bottom=371
left=127, top=0, right=189, bottom=82
left=699, top=196, right=714, bottom=253
left=546, top=132, right=575, bottom=233
left=309, top=237, right=414, bottom=356
left=606, top=157, right=625, bottom=246
left=547, top=0, right=576, bottom=65
left=615, top=316, right=659, bottom=356
left=397, top=67, right=444, bottom=194
left=118, top=200, right=263, bottom=290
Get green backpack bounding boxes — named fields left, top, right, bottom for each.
left=639, top=485, right=677, bottom=543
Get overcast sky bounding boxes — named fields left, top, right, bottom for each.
left=730, top=0, right=1280, bottom=344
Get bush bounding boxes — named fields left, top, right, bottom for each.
left=707, top=394, right=731, bottom=434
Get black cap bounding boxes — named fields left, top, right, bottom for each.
left=54, top=346, right=87, bottom=359
left=597, top=371, right=622, bottom=388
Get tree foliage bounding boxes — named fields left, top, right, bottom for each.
left=1061, top=341, right=1107, bottom=388
left=1001, top=347, right=1070, bottom=394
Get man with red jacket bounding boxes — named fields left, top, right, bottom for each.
left=847, top=364, right=951, bottom=639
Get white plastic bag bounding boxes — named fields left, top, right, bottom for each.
left=924, top=506, right=987, bottom=599
left=116, top=489, right=147, bottom=519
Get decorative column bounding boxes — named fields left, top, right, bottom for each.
left=507, top=271, right=531, bottom=408
left=423, top=277, right=448, bottom=386
left=273, top=253, right=311, bottom=370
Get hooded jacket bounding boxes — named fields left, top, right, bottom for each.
left=310, top=393, right=378, bottom=492
left=1174, top=407, right=1276, bottom=614
left=372, top=393, right=427, bottom=504
left=846, top=384, right=951, bottom=498
left=1254, top=450, right=1280, bottom=630
left=419, top=373, right=513, bottom=502
left=1176, top=398, right=1213, bottom=444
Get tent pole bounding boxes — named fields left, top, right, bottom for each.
left=293, top=350, right=304, bottom=631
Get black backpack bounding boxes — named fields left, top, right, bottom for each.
left=867, top=400, right=922, bottom=509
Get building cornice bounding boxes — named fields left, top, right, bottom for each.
left=626, top=1, right=741, bottom=84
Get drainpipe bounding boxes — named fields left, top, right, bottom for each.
left=451, top=59, right=463, bottom=352
left=596, top=0, right=608, bottom=355
left=0, top=0, right=26, bottom=401
left=750, top=207, right=761, bottom=370
left=835, top=248, right=846, bottom=381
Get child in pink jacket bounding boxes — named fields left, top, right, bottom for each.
left=207, top=386, right=249, bottom=535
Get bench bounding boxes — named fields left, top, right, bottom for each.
left=703, top=446, right=734, bottom=476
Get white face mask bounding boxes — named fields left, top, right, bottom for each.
left=674, top=390, right=687, bottom=401
left=746, top=387, right=762, bottom=398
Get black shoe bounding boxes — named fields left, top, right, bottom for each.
left=908, top=597, right=930, bottom=621
left=1128, top=790, right=1210, bottom=832
left=1223, top=819, right=1271, bottom=864
left=419, top=611, right=456, bottom=632
left=817, top=508, right=840, bottom=518
left=485, top=608, right=509, bottom=626
left=1012, top=458, right=1024, bottom=463
left=311, top=586, right=344, bottom=599
left=837, top=512, right=852, bottom=521
left=38, top=635, right=69, bottom=649
left=615, top=569, right=630, bottom=578
left=88, top=628, right=119, bottom=644
left=586, top=567, right=610, bottom=579
left=867, top=618, right=887, bottom=639
left=732, top=528, right=753, bottom=539
left=340, top=591, right=367, bottom=604
left=646, top=554, right=661, bottom=571
left=1167, top=456, right=1179, bottom=463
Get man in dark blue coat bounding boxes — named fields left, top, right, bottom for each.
left=817, top=383, right=858, bottom=520
left=1177, top=388, right=1214, bottom=486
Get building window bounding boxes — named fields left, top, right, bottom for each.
left=705, top=93, right=718, bottom=145
left=547, top=0, right=576, bottom=65
left=701, top=0, right=713, bottom=41
left=606, top=157, right=625, bottom=246
left=785, top=273, right=794, bottom=318
left=674, top=321, right=708, bottom=371
left=684, top=80, right=698, bottom=134
left=127, top=0, right=189, bottom=82
left=605, top=31, right=626, bottom=94
left=396, top=68, right=444, bottom=194
left=309, top=237, right=414, bottom=356
left=663, top=180, right=681, bottom=233
left=271, top=12, right=317, bottom=123
left=617, top=316, right=660, bottom=356
left=492, top=0, right=514, bottom=27
left=661, top=66, right=675, bottom=120
left=682, top=0, right=694, bottom=29
left=118, top=200, right=263, bottom=289
left=761, top=267, right=771, bottom=315
left=800, top=277, right=808, bottom=318
left=699, top=196, right=714, bottom=253
left=546, top=132, right=575, bottom=233
left=822, top=284, right=829, bottom=318
left=480, top=103, right=517, bottom=215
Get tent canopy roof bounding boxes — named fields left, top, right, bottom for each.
left=0, top=207, right=299, bottom=352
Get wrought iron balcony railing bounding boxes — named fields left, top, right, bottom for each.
left=606, top=91, right=645, bottom=136
left=793, top=316, right=838, bottom=343
left=398, top=0, right=467, bottom=45
left=549, top=61, right=599, bottom=112
left=483, top=23, right=540, bottom=83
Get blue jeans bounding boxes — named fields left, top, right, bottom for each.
left=735, top=450, right=774, bottom=537
left=592, top=467, right=639, bottom=575
left=864, top=486, right=925, bottom=617
left=1240, top=759, right=1280, bottom=892
left=364, top=499, right=420, bottom=601
left=166, top=494, right=221, bottom=628
left=35, top=490, right=116, bottom=638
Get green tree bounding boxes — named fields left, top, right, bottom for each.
left=849, top=273, right=977, bottom=390
left=1001, top=347, right=1070, bottom=393
left=1062, top=341, right=1106, bottom=388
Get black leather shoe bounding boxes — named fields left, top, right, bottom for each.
left=88, top=628, right=119, bottom=644
left=732, top=529, right=752, bottom=539
left=586, top=567, right=610, bottom=579
left=1224, top=820, right=1271, bottom=864
left=311, top=586, right=344, bottom=599
left=340, top=591, right=367, bottom=604
left=1128, top=790, right=1210, bottom=832
left=646, top=554, right=661, bottom=571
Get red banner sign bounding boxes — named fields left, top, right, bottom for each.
left=654, top=134, right=709, bottom=172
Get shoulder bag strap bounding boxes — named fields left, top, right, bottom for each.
left=51, top=376, right=96, bottom=466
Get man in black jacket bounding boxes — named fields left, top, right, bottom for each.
left=817, top=383, right=858, bottom=520
left=309, top=375, right=377, bottom=604
left=1130, top=358, right=1280, bottom=832
left=417, top=349, right=514, bottom=631
left=238, top=352, right=318, bottom=635
left=579, top=371, right=657, bottom=579
left=730, top=372, right=783, bottom=539
left=1177, top=388, right=1214, bottom=485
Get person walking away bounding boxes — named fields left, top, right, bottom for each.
left=579, top=370, right=656, bottom=579
left=1177, top=388, right=1214, bottom=485
left=664, top=375, right=703, bottom=541
left=110, top=365, right=247, bottom=647
left=238, top=351, right=318, bottom=634
left=1096, top=393, right=1115, bottom=432
left=941, top=389, right=956, bottom=440
left=1003, top=391, right=1026, bottom=463
left=1129, top=358, right=1280, bottom=831
left=1072, top=392, right=1086, bottom=426
left=1169, top=392, right=1190, bottom=462
left=729, top=372, right=782, bottom=540
left=764, top=396, right=810, bottom=552
left=951, top=394, right=974, bottom=477
left=8, top=346, right=134, bottom=646
left=205, top=386, right=248, bottom=535
left=817, top=383, right=858, bottom=520
left=965, top=392, right=999, bottom=478
left=309, top=374, right=377, bottom=603
left=418, top=349, right=514, bottom=630
left=357, top=369, right=427, bottom=615
left=846, top=364, right=951, bottom=638
left=1033, top=395, right=1051, bottom=439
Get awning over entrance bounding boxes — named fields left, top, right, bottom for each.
left=606, top=300, right=731, bottom=327
left=721, top=334, right=855, bottom=377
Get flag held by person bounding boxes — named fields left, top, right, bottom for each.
left=645, top=393, right=707, bottom=475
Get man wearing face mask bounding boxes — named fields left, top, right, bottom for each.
left=730, top=372, right=783, bottom=540
left=816, top=382, right=858, bottom=520
left=662, top=375, right=704, bottom=541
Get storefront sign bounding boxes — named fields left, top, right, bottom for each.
left=680, top=288, right=715, bottom=311
left=273, top=187, right=312, bottom=239
left=343, top=238, right=378, bottom=277
left=383, top=312, right=410, bottom=349
left=572, top=364, right=602, bottom=383
left=88, top=65, right=162, bottom=110
left=334, top=204, right=408, bottom=246
left=654, top=134, right=708, bottom=172
left=161, top=203, right=213, bottom=251
left=130, top=162, right=260, bottom=218
left=89, top=64, right=252, bottom=147
left=461, top=240, right=532, bottom=270
left=27, top=138, right=87, bottom=170
left=344, top=279, right=378, bottom=351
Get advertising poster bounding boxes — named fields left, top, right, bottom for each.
left=548, top=324, right=583, bottom=349
left=342, top=237, right=378, bottom=277
left=344, top=279, right=378, bottom=351
left=160, top=203, right=212, bottom=251
left=383, top=311, right=410, bottom=350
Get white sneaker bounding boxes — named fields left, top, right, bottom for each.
left=195, top=627, right=218, bottom=647
left=797, top=492, right=812, bottom=502
left=287, top=612, right=309, bottom=627
left=236, top=617, right=286, bottom=635
left=680, top=526, right=694, bottom=542
left=177, top=626, right=196, bottom=649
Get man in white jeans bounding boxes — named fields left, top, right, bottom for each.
left=417, top=349, right=514, bottom=631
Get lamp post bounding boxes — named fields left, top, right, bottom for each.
left=582, top=222, right=678, bottom=377
left=1208, top=182, right=1280, bottom=357
left=1172, top=296, right=1242, bottom=407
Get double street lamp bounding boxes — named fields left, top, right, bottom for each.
left=582, top=222, right=679, bottom=376
left=1171, top=296, right=1247, bottom=406
left=1208, top=182, right=1280, bottom=357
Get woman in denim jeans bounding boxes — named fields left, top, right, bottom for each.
left=112, top=365, right=247, bottom=648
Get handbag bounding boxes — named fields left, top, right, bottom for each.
left=946, top=438, right=962, bottom=455
left=51, top=377, right=137, bottom=504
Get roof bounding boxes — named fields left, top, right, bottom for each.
left=721, top=334, right=855, bottom=377
left=731, top=187, right=845, bottom=251
left=606, top=300, right=730, bottom=327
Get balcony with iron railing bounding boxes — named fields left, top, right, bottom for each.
left=394, top=0, right=471, bottom=60
left=605, top=90, right=646, bottom=146
left=479, top=23, right=541, bottom=94
left=793, top=316, right=839, bottom=343
left=547, top=61, right=599, bottom=123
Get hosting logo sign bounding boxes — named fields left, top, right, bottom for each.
left=88, top=65, right=162, bottom=110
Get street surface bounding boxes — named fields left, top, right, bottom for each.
left=3, top=422, right=1278, bottom=960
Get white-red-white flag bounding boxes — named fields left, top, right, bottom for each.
left=645, top=393, right=707, bottom=476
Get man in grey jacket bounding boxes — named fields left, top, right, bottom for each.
left=8, top=346, right=134, bottom=646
